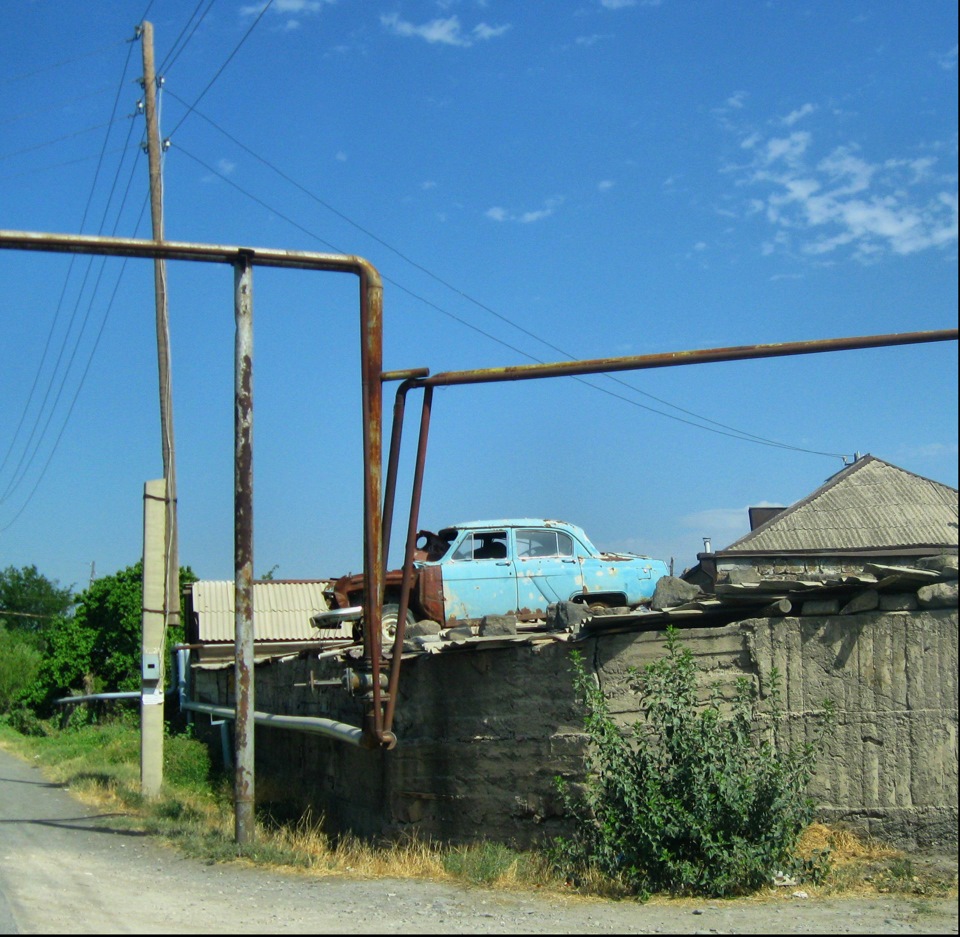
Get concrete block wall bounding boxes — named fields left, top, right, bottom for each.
left=191, top=609, right=958, bottom=850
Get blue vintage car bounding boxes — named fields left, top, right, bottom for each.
left=322, top=518, right=669, bottom=634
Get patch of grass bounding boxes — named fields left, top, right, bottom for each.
left=443, top=841, right=553, bottom=887
left=789, top=823, right=956, bottom=899
left=0, top=722, right=954, bottom=902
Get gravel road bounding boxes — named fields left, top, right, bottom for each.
left=0, top=746, right=956, bottom=935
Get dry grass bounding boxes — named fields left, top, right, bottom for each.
left=792, top=822, right=956, bottom=900
left=2, top=726, right=954, bottom=900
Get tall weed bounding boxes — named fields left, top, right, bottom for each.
left=552, top=627, right=835, bottom=898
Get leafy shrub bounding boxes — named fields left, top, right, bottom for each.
left=552, top=627, right=835, bottom=898
left=164, top=727, right=215, bottom=792
left=0, top=626, right=43, bottom=712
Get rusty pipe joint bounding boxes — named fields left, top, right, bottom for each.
left=341, top=667, right=389, bottom=696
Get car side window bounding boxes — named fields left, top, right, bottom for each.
left=451, top=531, right=509, bottom=560
left=517, top=529, right=575, bottom=558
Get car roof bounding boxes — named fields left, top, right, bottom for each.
left=447, top=518, right=581, bottom=531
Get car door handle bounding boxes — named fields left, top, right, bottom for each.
left=495, top=561, right=511, bottom=566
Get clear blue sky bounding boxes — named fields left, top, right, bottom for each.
left=1, top=0, right=957, bottom=594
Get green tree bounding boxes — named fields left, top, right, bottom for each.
left=21, top=561, right=197, bottom=715
left=0, top=565, right=74, bottom=649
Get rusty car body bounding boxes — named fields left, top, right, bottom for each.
left=316, top=518, right=669, bottom=635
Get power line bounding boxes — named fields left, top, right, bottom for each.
left=0, top=85, right=116, bottom=128
left=0, top=117, right=129, bottom=163
left=0, top=39, right=128, bottom=86
left=171, top=135, right=847, bottom=460
left=0, top=29, right=142, bottom=502
left=0, top=193, right=150, bottom=533
left=166, top=0, right=275, bottom=139
left=158, top=0, right=218, bottom=76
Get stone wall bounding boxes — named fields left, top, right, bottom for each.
left=190, top=608, right=958, bottom=850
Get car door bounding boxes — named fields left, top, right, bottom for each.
left=439, top=529, right=518, bottom=622
left=514, top=527, right=584, bottom=615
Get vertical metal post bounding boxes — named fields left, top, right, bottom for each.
left=359, top=268, right=386, bottom=744
left=233, top=251, right=255, bottom=843
left=383, top=385, right=433, bottom=734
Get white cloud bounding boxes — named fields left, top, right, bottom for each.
left=575, top=34, right=610, bottom=47
left=600, top=0, right=662, bottom=8
left=730, top=116, right=958, bottom=260
left=335, top=151, right=347, bottom=162
left=939, top=44, right=958, bottom=70
left=473, top=22, right=511, bottom=41
left=679, top=506, right=752, bottom=547
left=486, top=197, right=563, bottom=224
left=597, top=179, right=615, bottom=191
left=380, top=13, right=510, bottom=47
left=781, top=103, right=816, bottom=126
left=217, top=158, right=236, bottom=175
left=240, top=0, right=328, bottom=16
left=519, top=207, right=554, bottom=223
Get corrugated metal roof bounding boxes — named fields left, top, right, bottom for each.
left=722, top=455, right=959, bottom=554
left=190, top=580, right=330, bottom=642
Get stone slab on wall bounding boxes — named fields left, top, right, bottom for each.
left=190, top=609, right=958, bottom=850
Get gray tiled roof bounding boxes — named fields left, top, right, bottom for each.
left=722, top=455, right=958, bottom=554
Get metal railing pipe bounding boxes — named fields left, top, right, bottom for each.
left=415, top=329, right=958, bottom=387
left=54, top=691, right=141, bottom=706
left=384, top=385, right=433, bottom=735
left=181, top=701, right=370, bottom=747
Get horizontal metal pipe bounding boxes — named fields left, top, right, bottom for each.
left=0, top=230, right=381, bottom=284
left=417, top=329, right=958, bottom=387
left=54, top=691, right=141, bottom=706
left=181, top=700, right=375, bottom=747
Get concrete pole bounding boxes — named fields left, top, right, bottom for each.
left=141, top=478, right=168, bottom=797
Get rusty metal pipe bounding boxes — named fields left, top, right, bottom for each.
left=233, top=252, right=255, bottom=844
left=359, top=268, right=386, bottom=745
left=416, top=329, right=958, bottom=387
left=1, top=229, right=390, bottom=751
left=383, top=385, right=433, bottom=735
left=381, top=379, right=418, bottom=573
left=0, top=229, right=379, bottom=278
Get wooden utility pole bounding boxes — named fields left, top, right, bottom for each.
left=140, top=21, right=180, bottom=793
left=140, top=22, right=179, bottom=636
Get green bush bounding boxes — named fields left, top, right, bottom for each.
left=0, top=626, right=43, bottom=712
left=164, top=727, right=214, bottom=793
left=552, top=627, right=835, bottom=898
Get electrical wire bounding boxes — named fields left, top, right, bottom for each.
left=0, top=39, right=128, bottom=85
left=166, top=0, right=275, bottom=140
left=157, top=0, right=218, bottom=76
left=171, top=137, right=848, bottom=461
left=0, top=85, right=116, bottom=128
left=0, top=117, right=129, bottom=163
left=0, top=29, right=142, bottom=500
